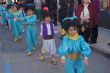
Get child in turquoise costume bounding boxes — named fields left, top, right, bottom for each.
left=11, top=5, right=21, bottom=42
left=0, top=4, right=2, bottom=25
left=60, top=16, right=78, bottom=39
left=25, top=9, right=37, bottom=56
left=17, top=6, right=26, bottom=33
left=11, top=4, right=26, bottom=42
left=6, top=4, right=13, bottom=30
left=1, top=2, right=7, bottom=26
left=59, top=18, right=91, bottom=73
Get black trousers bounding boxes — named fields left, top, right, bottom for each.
left=90, top=26, right=98, bottom=43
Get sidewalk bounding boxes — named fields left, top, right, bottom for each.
left=100, top=11, right=110, bottom=30
left=90, top=27, right=110, bottom=55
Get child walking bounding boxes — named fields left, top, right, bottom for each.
left=1, top=2, right=7, bottom=27
left=25, top=9, right=37, bottom=56
left=16, top=6, right=26, bottom=37
left=11, top=4, right=22, bottom=42
left=6, top=4, right=14, bottom=30
left=39, top=12, right=57, bottom=65
left=59, top=18, right=91, bottom=73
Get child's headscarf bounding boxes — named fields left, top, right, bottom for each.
left=62, top=16, right=81, bottom=31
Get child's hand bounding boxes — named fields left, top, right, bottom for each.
left=81, top=26, right=85, bottom=32
left=60, top=58, right=65, bottom=65
left=14, top=19, right=17, bottom=21
left=61, top=29, right=66, bottom=35
left=81, top=16, right=87, bottom=22
left=84, top=58, right=89, bottom=65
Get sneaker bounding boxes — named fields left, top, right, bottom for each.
left=50, top=58, right=57, bottom=65
left=108, top=43, right=110, bottom=45
left=19, top=36, right=22, bottom=39
left=108, top=43, right=110, bottom=48
left=38, top=54, right=44, bottom=62
left=27, top=52, right=32, bottom=56
left=33, top=47, right=36, bottom=50
left=5, top=26, right=9, bottom=29
left=14, top=38, right=19, bottom=42
left=89, top=41, right=97, bottom=44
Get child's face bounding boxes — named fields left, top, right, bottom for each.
left=10, top=6, right=13, bottom=9
left=45, top=16, right=51, bottom=23
left=2, top=4, right=6, bottom=7
left=19, top=7, right=24, bottom=10
left=27, top=10, right=33, bottom=16
left=68, top=3, right=71, bottom=7
left=83, top=0, right=90, bottom=3
left=13, top=6, right=17, bottom=10
left=68, top=26, right=77, bottom=36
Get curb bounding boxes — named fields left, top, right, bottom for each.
left=90, top=45, right=110, bottom=56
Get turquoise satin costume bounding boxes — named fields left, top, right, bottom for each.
left=11, top=10, right=20, bottom=39
left=59, top=35, right=91, bottom=73
left=0, top=5, right=2, bottom=24
left=17, top=10, right=26, bottom=34
left=25, top=15, right=37, bottom=52
left=1, top=6, right=7, bottom=25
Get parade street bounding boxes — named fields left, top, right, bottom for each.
left=0, top=23, right=110, bottom=73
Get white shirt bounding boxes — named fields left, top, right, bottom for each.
left=40, top=23, right=54, bottom=36
left=80, top=3, right=90, bottom=24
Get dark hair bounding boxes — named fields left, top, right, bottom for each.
left=27, top=9, right=33, bottom=12
left=1, top=2, right=6, bottom=5
left=62, top=18, right=80, bottom=31
left=43, top=11, right=51, bottom=19
left=26, top=8, right=36, bottom=14
left=62, top=19, right=73, bottom=31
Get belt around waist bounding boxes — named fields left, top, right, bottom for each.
left=67, top=52, right=81, bottom=61
left=44, top=35, right=54, bottom=40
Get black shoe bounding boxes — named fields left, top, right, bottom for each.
left=108, top=43, right=110, bottom=47
left=89, top=41, right=97, bottom=44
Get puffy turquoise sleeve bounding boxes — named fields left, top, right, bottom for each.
left=18, top=11, right=26, bottom=19
left=1, top=7, right=7, bottom=17
left=59, top=36, right=69, bottom=56
left=0, top=6, right=2, bottom=16
left=80, top=36, right=91, bottom=58
left=6, top=12, right=14, bottom=19
left=26, top=15, right=37, bottom=25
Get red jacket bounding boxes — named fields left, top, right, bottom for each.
left=75, top=3, right=99, bottom=28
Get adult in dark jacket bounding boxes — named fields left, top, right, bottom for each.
left=75, top=0, right=99, bottom=44
left=58, top=0, right=68, bottom=24
left=46, top=0, right=57, bottom=26
left=67, top=1, right=75, bottom=17
left=58, top=0, right=74, bottom=24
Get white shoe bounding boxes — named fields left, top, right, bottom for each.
left=14, top=38, right=18, bottom=42
left=27, top=52, right=32, bottom=56
left=19, top=36, right=22, bottom=39
left=33, top=47, right=36, bottom=50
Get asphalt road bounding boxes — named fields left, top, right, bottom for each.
left=0, top=23, right=110, bottom=73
